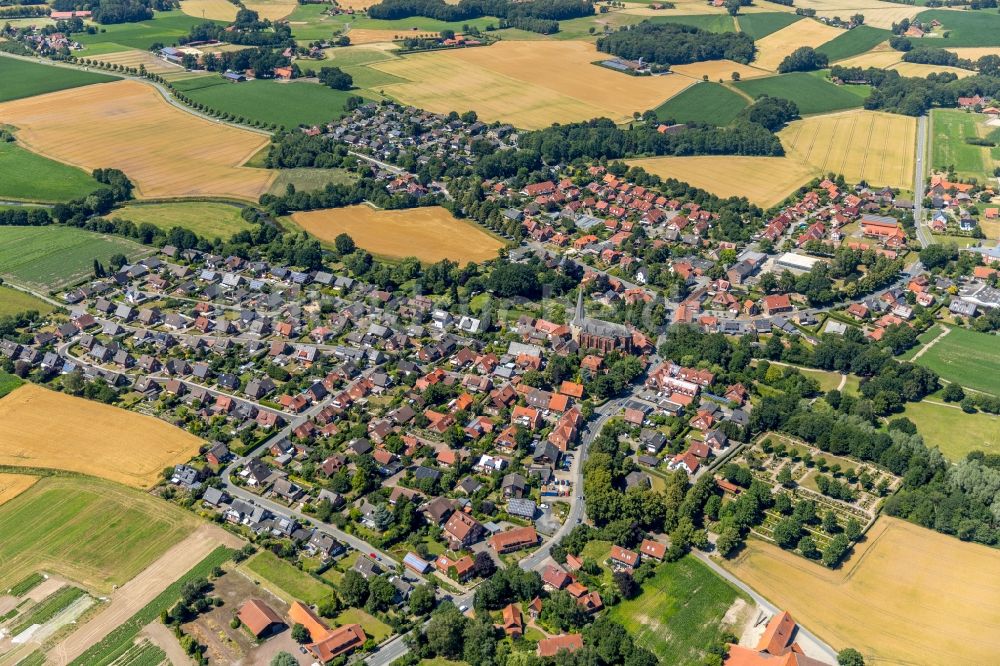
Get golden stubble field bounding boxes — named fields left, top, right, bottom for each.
left=752, top=18, right=843, bottom=71
left=370, top=41, right=694, bottom=128
left=291, top=205, right=505, bottom=263
left=721, top=517, right=1000, bottom=665
left=0, top=472, right=38, bottom=506
left=670, top=59, right=771, bottom=81
left=0, top=383, right=203, bottom=488
left=89, top=48, right=184, bottom=74
left=181, top=0, right=296, bottom=20
left=627, top=155, right=817, bottom=208
left=779, top=109, right=916, bottom=189
left=790, top=0, right=922, bottom=29
left=0, top=80, right=275, bottom=200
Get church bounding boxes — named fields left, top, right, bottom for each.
left=570, top=290, right=635, bottom=354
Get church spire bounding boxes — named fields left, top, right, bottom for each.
left=574, top=289, right=585, bottom=325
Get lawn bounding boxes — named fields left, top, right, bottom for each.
left=898, top=399, right=1000, bottom=461
left=737, top=12, right=802, bottom=40
left=172, top=76, right=364, bottom=128
left=0, top=141, right=100, bottom=202
left=929, top=108, right=996, bottom=182
left=608, top=556, right=750, bottom=663
left=912, top=326, right=1000, bottom=395
left=721, top=517, right=1000, bottom=665
left=647, top=13, right=736, bottom=32
left=76, top=11, right=224, bottom=50
left=0, top=224, right=150, bottom=291
left=0, top=57, right=116, bottom=103
left=915, top=8, right=1000, bottom=46
left=816, top=25, right=891, bottom=61
left=108, top=201, right=254, bottom=240
left=335, top=607, right=392, bottom=643
left=0, top=372, right=23, bottom=399
left=733, top=71, right=869, bottom=115
left=652, top=82, right=748, bottom=125
left=0, top=475, right=197, bottom=593
left=268, top=167, right=357, bottom=195
left=244, top=550, right=335, bottom=605
left=0, top=284, right=54, bottom=317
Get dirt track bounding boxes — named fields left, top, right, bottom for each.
left=48, top=525, right=240, bottom=665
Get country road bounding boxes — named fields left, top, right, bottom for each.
left=913, top=114, right=931, bottom=249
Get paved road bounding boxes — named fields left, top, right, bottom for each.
left=914, top=115, right=931, bottom=249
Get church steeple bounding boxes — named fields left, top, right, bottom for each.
left=574, top=288, right=585, bottom=324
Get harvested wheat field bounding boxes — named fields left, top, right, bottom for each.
left=721, top=517, right=1000, bottom=665
left=90, top=48, right=184, bottom=74
left=0, top=473, right=37, bottom=506
left=0, top=80, right=274, bottom=200
left=779, top=109, right=915, bottom=189
left=291, top=205, right=505, bottom=263
left=834, top=46, right=901, bottom=69
left=753, top=19, right=843, bottom=70
left=890, top=62, right=975, bottom=78
left=0, top=383, right=203, bottom=488
left=180, top=0, right=237, bottom=20
left=338, top=0, right=381, bottom=9
left=371, top=41, right=693, bottom=128
left=791, top=0, right=920, bottom=29
left=628, top=155, right=816, bottom=207
left=245, top=0, right=299, bottom=20
left=622, top=0, right=788, bottom=15
left=347, top=28, right=427, bottom=44
left=946, top=47, right=1000, bottom=59
left=671, top=59, right=771, bottom=81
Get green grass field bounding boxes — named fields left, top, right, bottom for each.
left=0, top=285, right=54, bottom=317
left=653, top=81, right=749, bottom=125
left=108, top=201, right=254, bottom=239
left=817, top=25, right=892, bottom=61
left=0, top=57, right=116, bottom=103
left=0, top=475, right=197, bottom=593
left=289, top=7, right=499, bottom=41
left=608, top=556, right=750, bottom=663
left=0, top=226, right=149, bottom=291
left=335, top=607, right=392, bottom=643
left=930, top=108, right=995, bottom=181
left=915, top=9, right=1000, bottom=46
left=733, top=70, right=870, bottom=115
left=648, top=13, right=736, bottom=33
left=268, top=167, right=358, bottom=195
left=0, top=372, right=23, bottom=399
left=76, top=11, right=223, bottom=50
left=0, top=140, right=101, bottom=202
left=244, top=550, right=335, bottom=605
left=737, top=12, right=801, bottom=40
left=912, top=326, right=1000, bottom=395
left=173, top=76, right=362, bottom=128
left=899, top=399, right=1000, bottom=461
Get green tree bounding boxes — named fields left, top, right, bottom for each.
left=335, top=232, right=356, bottom=255
left=838, top=648, right=866, bottom=666
left=341, top=570, right=369, bottom=607
left=410, top=583, right=437, bottom=616
left=318, top=66, right=354, bottom=90
left=271, top=652, right=298, bottom=666
left=426, top=604, right=468, bottom=660
left=292, top=623, right=310, bottom=643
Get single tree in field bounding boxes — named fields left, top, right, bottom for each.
left=838, top=647, right=865, bottom=666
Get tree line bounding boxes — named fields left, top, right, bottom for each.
left=596, top=21, right=756, bottom=66
left=830, top=64, right=1000, bottom=115
left=50, top=0, right=176, bottom=23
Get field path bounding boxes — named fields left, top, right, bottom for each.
left=911, top=325, right=950, bottom=361
left=48, top=525, right=238, bottom=665
left=141, top=620, right=194, bottom=665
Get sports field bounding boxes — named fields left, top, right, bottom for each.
left=916, top=9, right=1000, bottom=47
left=0, top=140, right=100, bottom=203
left=816, top=25, right=891, bottom=61
left=0, top=284, right=55, bottom=317
left=734, top=71, right=870, bottom=115
left=0, top=475, right=197, bottom=593
left=929, top=109, right=997, bottom=181
left=0, top=225, right=149, bottom=291
left=751, top=19, right=843, bottom=71
left=109, top=201, right=254, bottom=240
left=652, top=82, right=750, bottom=125
left=721, top=517, right=1000, bottom=665
left=0, top=473, right=37, bottom=506
left=0, top=57, right=116, bottom=102
left=608, top=556, right=751, bottom=663
left=369, top=41, right=694, bottom=128
left=627, top=155, right=817, bottom=208
left=0, top=80, right=275, bottom=200
left=244, top=550, right=334, bottom=605
left=779, top=109, right=915, bottom=189
left=912, top=326, right=1000, bottom=395
left=899, top=399, right=1000, bottom=461
left=291, top=205, right=505, bottom=263
left=0, top=383, right=203, bottom=488
left=173, top=76, right=362, bottom=127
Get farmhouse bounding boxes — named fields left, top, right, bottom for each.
left=724, top=610, right=830, bottom=666
left=237, top=599, right=285, bottom=638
